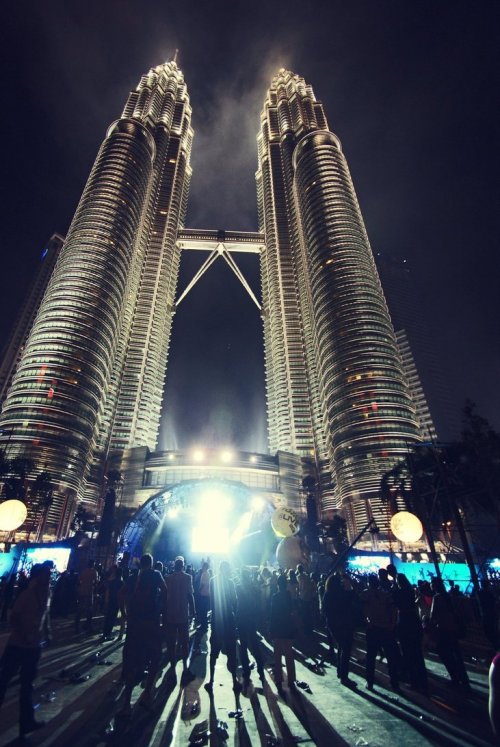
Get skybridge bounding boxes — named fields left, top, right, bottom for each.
left=175, top=228, right=265, bottom=310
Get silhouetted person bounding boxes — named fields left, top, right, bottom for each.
left=478, top=580, right=499, bottom=651
left=393, top=574, right=427, bottom=693
left=323, top=574, right=359, bottom=686
left=0, top=563, right=52, bottom=737
left=430, top=577, right=469, bottom=687
left=236, top=569, right=265, bottom=683
left=75, top=560, right=98, bottom=634
left=120, top=554, right=167, bottom=715
left=363, top=574, right=400, bottom=691
left=296, top=565, right=316, bottom=634
left=102, top=565, right=123, bottom=640
left=195, top=561, right=211, bottom=631
left=205, top=561, right=239, bottom=693
left=1, top=574, right=16, bottom=622
left=489, top=652, right=500, bottom=738
left=165, top=556, right=195, bottom=679
left=270, top=574, right=297, bottom=692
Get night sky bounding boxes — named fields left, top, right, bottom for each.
left=1, top=1, right=499, bottom=452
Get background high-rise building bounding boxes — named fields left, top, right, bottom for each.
left=375, top=252, right=460, bottom=442
left=0, top=234, right=64, bottom=408
left=0, top=62, right=421, bottom=540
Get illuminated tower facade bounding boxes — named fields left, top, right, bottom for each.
left=257, top=70, right=420, bottom=534
left=0, top=61, right=192, bottom=535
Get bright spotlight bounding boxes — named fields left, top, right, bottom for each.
left=251, top=495, right=265, bottom=512
left=168, top=453, right=175, bottom=461
left=199, top=489, right=232, bottom=518
left=167, top=507, right=179, bottom=520
left=249, top=455, right=257, bottom=463
left=191, top=525, right=229, bottom=554
left=220, top=449, right=234, bottom=463
left=192, top=448, right=205, bottom=462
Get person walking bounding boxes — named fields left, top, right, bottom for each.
left=0, top=563, right=52, bottom=737
left=164, top=556, right=195, bottom=680
left=270, top=574, right=297, bottom=692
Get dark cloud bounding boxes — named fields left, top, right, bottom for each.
left=1, top=0, right=499, bottom=448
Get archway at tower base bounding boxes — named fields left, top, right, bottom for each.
left=118, top=478, right=277, bottom=566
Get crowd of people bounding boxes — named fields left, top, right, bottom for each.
left=0, top=554, right=499, bottom=738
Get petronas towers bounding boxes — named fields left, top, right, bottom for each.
left=0, top=61, right=419, bottom=539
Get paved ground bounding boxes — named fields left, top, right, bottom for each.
left=0, top=617, right=495, bottom=747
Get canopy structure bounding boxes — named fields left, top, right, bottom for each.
left=118, top=478, right=275, bottom=563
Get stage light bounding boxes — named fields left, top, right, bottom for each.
left=192, top=448, right=205, bottom=462
left=251, top=495, right=265, bottom=512
left=219, top=449, right=234, bottom=463
left=230, top=511, right=252, bottom=544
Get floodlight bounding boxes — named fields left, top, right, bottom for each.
left=251, top=495, right=265, bottom=512
left=220, top=449, right=234, bottom=463
left=192, top=448, right=205, bottom=462
left=191, top=525, right=229, bottom=554
left=249, top=455, right=257, bottom=464
left=199, top=489, right=232, bottom=518
left=230, top=511, right=252, bottom=544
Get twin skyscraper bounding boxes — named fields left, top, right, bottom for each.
left=0, top=60, right=420, bottom=539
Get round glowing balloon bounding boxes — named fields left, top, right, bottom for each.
left=271, top=507, right=300, bottom=538
left=390, top=511, right=423, bottom=543
left=276, top=535, right=310, bottom=570
left=0, top=500, right=28, bottom=532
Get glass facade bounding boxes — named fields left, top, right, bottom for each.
left=257, top=70, right=420, bottom=535
left=0, top=62, right=193, bottom=535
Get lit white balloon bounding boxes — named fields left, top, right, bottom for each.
left=271, top=507, right=300, bottom=538
left=0, top=500, right=28, bottom=532
left=390, top=511, right=423, bottom=543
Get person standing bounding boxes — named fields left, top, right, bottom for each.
left=236, top=569, right=265, bottom=683
left=362, top=574, right=401, bottom=692
left=323, top=574, right=359, bottom=686
left=101, top=565, right=124, bottom=641
left=75, top=560, right=98, bottom=634
left=196, top=561, right=211, bottom=632
left=393, top=573, right=427, bottom=693
left=270, top=574, right=297, bottom=692
left=205, top=561, right=239, bottom=693
left=430, top=577, right=469, bottom=687
left=164, top=556, right=195, bottom=680
left=119, top=554, right=167, bottom=715
left=0, top=563, right=52, bottom=737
